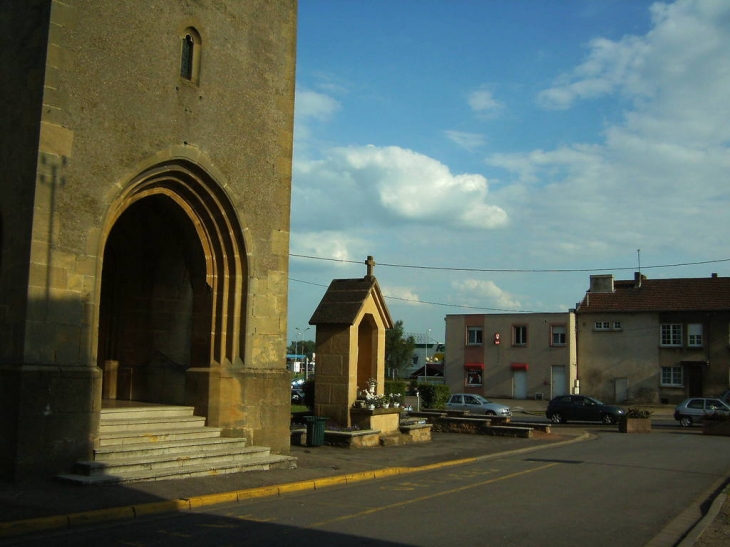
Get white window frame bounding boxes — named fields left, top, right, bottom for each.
left=688, top=323, right=703, bottom=347
left=660, top=324, right=682, bottom=347
left=513, top=325, right=528, bottom=346
left=660, top=366, right=683, bottom=387
left=613, top=321, right=622, bottom=330
left=551, top=325, right=566, bottom=346
left=466, top=327, right=483, bottom=346
left=594, top=321, right=610, bottom=331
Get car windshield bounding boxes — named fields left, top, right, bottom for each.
left=587, top=397, right=603, bottom=405
left=473, top=396, right=490, bottom=404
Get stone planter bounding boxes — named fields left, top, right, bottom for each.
left=350, top=407, right=402, bottom=434
left=702, top=420, right=730, bottom=436
left=618, top=417, right=651, bottom=433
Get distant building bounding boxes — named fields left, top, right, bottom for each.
left=576, top=273, right=730, bottom=404
left=444, top=312, right=577, bottom=400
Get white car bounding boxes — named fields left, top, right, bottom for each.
left=673, top=397, right=730, bottom=427
left=446, top=394, right=511, bottom=417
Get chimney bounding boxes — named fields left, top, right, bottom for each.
left=712, top=273, right=718, bottom=278
left=589, top=274, right=614, bottom=293
left=634, top=271, right=643, bottom=288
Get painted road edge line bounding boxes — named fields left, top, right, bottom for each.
left=0, top=432, right=590, bottom=539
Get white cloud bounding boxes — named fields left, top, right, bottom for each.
left=296, top=88, right=342, bottom=121
left=444, top=130, right=486, bottom=151
left=290, top=231, right=367, bottom=266
left=380, top=285, right=422, bottom=306
left=537, top=0, right=730, bottom=126
left=451, top=279, right=523, bottom=311
left=294, top=145, right=508, bottom=232
left=493, top=0, right=730, bottom=259
left=468, top=87, right=504, bottom=118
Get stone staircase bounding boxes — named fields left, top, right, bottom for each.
left=58, top=404, right=296, bottom=485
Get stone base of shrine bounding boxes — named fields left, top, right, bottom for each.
left=350, top=407, right=402, bottom=434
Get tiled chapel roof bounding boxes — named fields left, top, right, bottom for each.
left=577, top=275, right=730, bottom=313
left=309, top=276, right=393, bottom=327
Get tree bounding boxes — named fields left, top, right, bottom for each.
left=385, top=320, right=416, bottom=379
left=287, top=339, right=316, bottom=357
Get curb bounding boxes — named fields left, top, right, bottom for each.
left=676, top=481, right=729, bottom=547
left=0, top=432, right=591, bottom=539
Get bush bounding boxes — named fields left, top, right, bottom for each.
left=384, top=380, right=408, bottom=397
left=417, top=383, right=450, bottom=409
left=302, top=378, right=315, bottom=410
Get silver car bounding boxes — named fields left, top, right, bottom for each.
left=445, top=394, right=511, bottom=417
left=673, top=397, right=730, bottom=427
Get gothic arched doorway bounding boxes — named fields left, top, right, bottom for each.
left=97, top=160, right=248, bottom=421
left=99, top=194, right=211, bottom=404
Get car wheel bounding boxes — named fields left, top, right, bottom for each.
left=485, top=410, right=496, bottom=416
left=679, top=415, right=693, bottom=427
left=550, top=413, right=564, bottom=424
left=602, top=414, right=615, bottom=425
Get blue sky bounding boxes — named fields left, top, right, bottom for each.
left=288, top=0, right=730, bottom=346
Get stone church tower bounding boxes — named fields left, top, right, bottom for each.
left=0, top=1, right=297, bottom=479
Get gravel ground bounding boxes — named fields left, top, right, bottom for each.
left=693, top=489, right=730, bottom=547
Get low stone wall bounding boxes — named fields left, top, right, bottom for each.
left=702, top=420, right=730, bottom=436
left=398, top=423, right=432, bottom=443
left=324, top=430, right=382, bottom=448
left=290, top=422, right=433, bottom=448
left=430, top=417, right=533, bottom=438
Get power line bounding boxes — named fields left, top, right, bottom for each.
left=289, top=255, right=729, bottom=314
left=289, top=253, right=730, bottom=273
left=288, top=277, right=533, bottom=313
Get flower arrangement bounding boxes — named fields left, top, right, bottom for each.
left=389, top=393, right=403, bottom=407
left=625, top=407, right=653, bottom=419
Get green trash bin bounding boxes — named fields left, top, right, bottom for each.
left=304, top=416, right=327, bottom=447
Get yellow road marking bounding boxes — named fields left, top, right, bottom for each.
left=310, top=462, right=557, bottom=528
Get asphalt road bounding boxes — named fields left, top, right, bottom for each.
left=6, top=426, right=728, bottom=547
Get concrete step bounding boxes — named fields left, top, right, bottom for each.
left=58, top=403, right=297, bottom=485
left=57, top=454, right=297, bottom=485
left=95, top=436, right=248, bottom=460
left=73, top=445, right=277, bottom=477
left=100, top=415, right=207, bottom=434
left=100, top=427, right=224, bottom=447
left=101, top=405, right=197, bottom=421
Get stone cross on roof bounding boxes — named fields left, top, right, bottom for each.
left=365, top=255, right=375, bottom=279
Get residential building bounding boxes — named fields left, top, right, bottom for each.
left=576, top=273, right=730, bottom=404
left=444, top=313, right=577, bottom=400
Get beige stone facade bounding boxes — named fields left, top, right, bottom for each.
left=0, top=0, right=297, bottom=479
left=309, top=273, right=394, bottom=427
left=576, top=274, right=730, bottom=404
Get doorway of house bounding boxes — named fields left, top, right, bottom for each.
left=615, top=378, right=629, bottom=403
left=513, top=370, right=528, bottom=399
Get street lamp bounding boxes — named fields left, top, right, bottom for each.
left=295, top=326, right=310, bottom=378
left=424, top=328, right=431, bottom=379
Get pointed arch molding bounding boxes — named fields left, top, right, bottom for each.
left=100, top=153, right=249, bottom=368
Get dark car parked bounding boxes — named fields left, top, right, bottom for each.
left=291, top=388, right=305, bottom=404
left=546, top=395, right=627, bottom=424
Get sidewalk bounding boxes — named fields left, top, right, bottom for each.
left=0, top=401, right=725, bottom=546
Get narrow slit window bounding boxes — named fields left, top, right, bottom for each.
left=181, top=34, right=194, bottom=80
left=179, top=28, right=201, bottom=84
